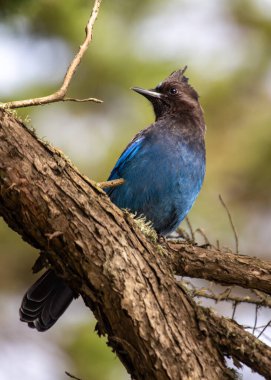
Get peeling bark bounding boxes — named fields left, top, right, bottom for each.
left=0, top=110, right=270, bottom=379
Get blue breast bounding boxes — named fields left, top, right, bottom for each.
left=106, top=128, right=205, bottom=235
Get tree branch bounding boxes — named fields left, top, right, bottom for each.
left=168, top=241, right=271, bottom=296
left=0, top=0, right=103, bottom=109
left=189, top=286, right=271, bottom=308
left=201, top=307, right=271, bottom=380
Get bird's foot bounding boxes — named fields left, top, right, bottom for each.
left=165, top=231, right=192, bottom=244
left=198, top=243, right=212, bottom=249
left=157, top=234, right=166, bottom=244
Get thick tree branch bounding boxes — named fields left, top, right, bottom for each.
left=1, top=110, right=271, bottom=379
left=168, top=241, right=271, bottom=296
left=0, top=0, right=102, bottom=109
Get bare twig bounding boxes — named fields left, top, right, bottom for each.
left=65, top=371, right=82, bottom=380
left=185, top=217, right=195, bottom=243
left=191, top=287, right=271, bottom=308
left=252, top=289, right=271, bottom=302
left=195, top=228, right=212, bottom=246
left=98, top=178, right=125, bottom=189
left=0, top=0, right=103, bottom=109
left=257, top=320, right=271, bottom=339
left=62, top=97, right=101, bottom=103
left=219, top=194, right=239, bottom=253
left=175, top=226, right=191, bottom=241
left=231, top=301, right=238, bottom=320
left=253, top=305, right=259, bottom=334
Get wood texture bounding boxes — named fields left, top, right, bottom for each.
left=168, top=242, right=271, bottom=295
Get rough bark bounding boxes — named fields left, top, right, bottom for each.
left=0, top=110, right=270, bottom=379
left=203, top=308, right=271, bottom=380
left=168, top=242, right=271, bottom=295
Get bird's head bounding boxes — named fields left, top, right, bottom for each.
left=132, top=66, right=201, bottom=120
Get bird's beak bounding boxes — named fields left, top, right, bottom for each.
left=132, top=87, right=162, bottom=100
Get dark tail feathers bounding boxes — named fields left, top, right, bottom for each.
left=20, top=269, right=75, bottom=332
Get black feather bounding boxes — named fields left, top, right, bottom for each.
left=19, top=270, right=75, bottom=332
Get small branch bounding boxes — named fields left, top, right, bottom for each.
left=195, top=228, right=212, bottom=246
left=202, top=307, right=271, bottom=379
left=175, top=226, right=191, bottom=241
left=185, top=217, right=195, bottom=243
left=219, top=194, right=239, bottom=253
left=231, top=301, right=238, bottom=320
left=190, top=287, right=271, bottom=308
left=257, top=320, right=271, bottom=339
left=62, top=97, right=102, bottom=103
left=253, top=305, right=259, bottom=334
left=98, top=178, right=125, bottom=189
left=0, top=0, right=103, bottom=109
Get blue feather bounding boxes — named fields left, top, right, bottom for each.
left=107, top=137, right=143, bottom=181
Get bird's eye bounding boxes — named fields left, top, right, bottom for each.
left=169, top=87, right=178, bottom=95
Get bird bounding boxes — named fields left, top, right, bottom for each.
left=19, top=67, right=206, bottom=331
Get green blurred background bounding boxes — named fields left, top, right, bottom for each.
left=0, top=1, right=270, bottom=379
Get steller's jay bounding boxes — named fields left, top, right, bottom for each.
left=20, top=67, right=206, bottom=331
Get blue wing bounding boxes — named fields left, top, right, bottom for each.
left=107, top=137, right=143, bottom=182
